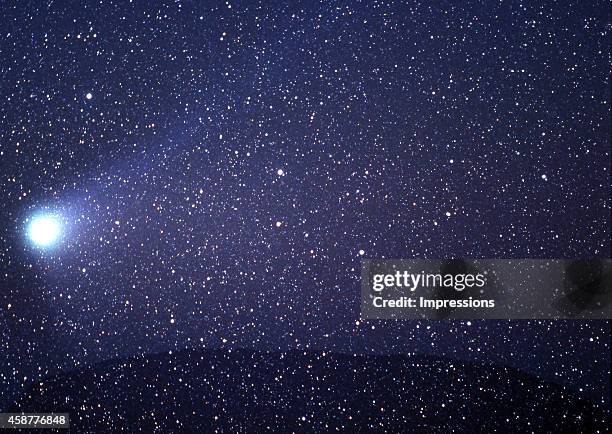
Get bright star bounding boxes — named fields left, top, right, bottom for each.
left=27, top=214, right=62, bottom=248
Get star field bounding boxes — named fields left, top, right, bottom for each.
left=0, top=0, right=610, bottom=429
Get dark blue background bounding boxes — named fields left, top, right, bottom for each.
left=0, top=0, right=609, bottom=416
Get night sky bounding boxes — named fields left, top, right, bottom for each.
left=1, top=0, right=610, bottom=424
